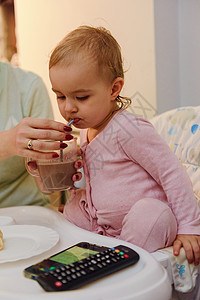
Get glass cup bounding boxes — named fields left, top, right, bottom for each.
left=26, top=138, right=77, bottom=192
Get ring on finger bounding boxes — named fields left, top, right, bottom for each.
left=27, top=139, right=34, bottom=150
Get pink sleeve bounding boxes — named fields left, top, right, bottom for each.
left=118, top=116, right=200, bottom=235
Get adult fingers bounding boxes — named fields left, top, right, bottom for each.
left=21, top=117, right=72, bottom=132
left=26, top=128, right=73, bottom=143
left=25, top=140, right=70, bottom=152
left=23, top=148, right=60, bottom=160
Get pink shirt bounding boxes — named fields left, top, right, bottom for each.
left=80, top=110, right=200, bottom=237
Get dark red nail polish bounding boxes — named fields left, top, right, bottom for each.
left=77, top=161, right=82, bottom=168
left=28, top=161, right=37, bottom=170
left=65, top=134, right=73, bottom=141
left=60, top=142, right=68, bottom=149
left=64, top=126, right=72, bottom=132
left=52, top=153, right=59, bottom=158
left=75, top=174, right=79, bottom=180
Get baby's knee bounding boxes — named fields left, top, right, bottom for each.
left=132, top=198, right=169, bottom=213
left=121, top=198, right=177, bottom=251
left=124, top=198, right=177, bottom=229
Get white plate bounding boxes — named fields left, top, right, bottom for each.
left=0, top=216, right=15, bottom=226
left=0, top=225, right=59, bottom=263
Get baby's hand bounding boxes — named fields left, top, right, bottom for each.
left=173, top=234, right=200, bottom=266
left=70, top=148, right=83, bottom=194
left=72, top=156, right=83, bottom=183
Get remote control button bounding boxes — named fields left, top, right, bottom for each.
left=62, top=279, right=67, bottom=284
left=97, top=258, right=101, bottom=262
left=55, top=281, right=62, bottom=287
left=119, top=252, right=124, bottom=255
left=65, top=265, right=70, bottom=269
left=91, top=260, right=97, bottom=264
left=79, top=264, right=84, bottom=269
left=111, top=258, right=117, bottom=263
left=71, top=268, right=76, bottom=273
left=124, top=254, right=129, bottom=258
left=106, top=259, right=111, bottom=263
left=66, top=276, right=72, bottom=281
left=55, top=269, right=61, bottom=273
left=115, top=249, right=120, bottom=253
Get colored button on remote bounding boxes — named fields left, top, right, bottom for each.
left=55, top=281, right=62, bottom=287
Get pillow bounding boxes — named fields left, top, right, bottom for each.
left=151, top=106, right=200, bottom=204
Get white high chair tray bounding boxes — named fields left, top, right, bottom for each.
left=0, top=206, right=171, bottom=300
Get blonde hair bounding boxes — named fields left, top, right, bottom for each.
left=49, top=26, right=131, bottom=109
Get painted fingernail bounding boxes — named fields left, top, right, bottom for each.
left=28, top=161, right=37, bottom=170
left=52, top=153, right=59, bottom=158
left=60, top=142, right=68, bottom=149
left=64, top=126, right=72, bottom=132
left=65, top=134, right=73, bottom=141
left=77, top=161, right=82, bottom=168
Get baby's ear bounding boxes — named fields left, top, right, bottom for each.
left=111, top=77, right=124, bottom=100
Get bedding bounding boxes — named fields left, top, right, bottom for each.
left=151, top=106, right=200, bottom=296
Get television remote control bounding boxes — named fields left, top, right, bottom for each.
left=36, top=245, right=139, bottom=291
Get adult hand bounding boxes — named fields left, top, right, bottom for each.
left=1, top=117, right=73, bottom=161
left=173, top=234, right=200, bottom=266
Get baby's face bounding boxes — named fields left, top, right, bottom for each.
left=49, top=60, right=117, bottom=131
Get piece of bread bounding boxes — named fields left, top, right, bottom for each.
left=0, top=229, right=3, bottom=250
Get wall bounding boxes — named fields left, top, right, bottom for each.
left=14, top=0, right=157, bottom=122
left=179, top=0, right=200, bottom=107
left=154, top=0, right=200, bottom=113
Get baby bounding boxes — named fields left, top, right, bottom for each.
left=49, top=26, right=200, bottom=265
